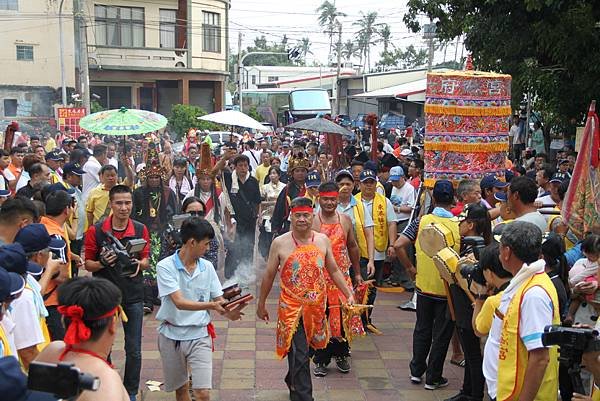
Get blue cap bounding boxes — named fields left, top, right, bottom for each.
left=0, top=243, right=43, bottom=276
left=334, top=169, right=353, bottom=182
left=359, top=169, right=377, bottom=182
left=389, top=166, right=405, bottom=181
left=364, top=160, right=378, bottom=173
left=550, top=172, right=568, bottom=183
left=0, top=267, right=25, bottom=300
left=45, top=151, right=64, bottom=162
left=432, top=180, right=454, bottom=203
left=306, top=170, right=321, bottom=188
left=494, top=192, right=508, bottom=202
left=45, top=183, right=75, bottom=195
left=15, top=224, right=66, bottom=254
left=63, top=162, right=84, bottom=176
left=480, top=174, right=508, bottom=190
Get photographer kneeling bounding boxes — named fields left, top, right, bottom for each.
left=84, top=184, right=150, bottom=401
left=481, top=221, right=560, bottom=401
left=35, top=276, right=129, bottom=401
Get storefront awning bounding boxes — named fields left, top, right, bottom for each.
left=353, top=79, right=426, bottom=102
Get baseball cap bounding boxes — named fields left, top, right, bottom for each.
left=549, top=172, right=568, bottom=183
left=282, top=141, right=290, bottom=148
left=480, top=174, right=508, bottom=190
left=62, top=162, right=84, bottom=176
left=0, top=243, right=43, bottom=276
left=335, top=169, right=353, bottom=182
left=45, top=151, right=64, bottom=162
left=45, top=182, right=75, bottom=196
left=359, top=169, right=377, bottom=182
left=400, top=148, right=412, bottom=157
left=0, top=266, right=25, bottom=300
left=389, top=166, right=405, bottom=181
left=364, top=160, right=378, bottom=173
left=306, top=171, right=321, bottom=188
left=255, top=133, right=264, bottom=140
left=494, top=192, right=508, bottom=202
left=14, top=224, right=66, bottom=255
left=457, top=203, right=489, bottom=222
left=432, top=180, right=454, bottom=204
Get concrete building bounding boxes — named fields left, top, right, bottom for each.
left=0, top=0, right=228, bottom=130
left=243, top=66, right=346, bottom=90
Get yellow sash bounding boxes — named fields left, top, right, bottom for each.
left=355, top=192, right=388, bottom=252
left=0, top=326, right=11, bottom=356
left=497, top=273, right=559, bottom=401
left=352, top=200, right=369, bottom=259
left=414, top=213, right=460, bottom=297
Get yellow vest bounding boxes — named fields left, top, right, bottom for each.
left=355, top=192, right=389, bottom=252
left=0, top=326, right=11, bottom=357
left=415, top=213, right=460, bottom=297
left=352, top=200, right=369, bottom=259
left=497, top=273, right=560, bottom=401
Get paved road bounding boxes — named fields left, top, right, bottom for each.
left=112, top=284, right=466, bottom=401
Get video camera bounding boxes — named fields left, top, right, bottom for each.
left=165, top=214, right=192, bottom=251
left=542, top=325, right=600, bottom=394
left=101, top=231, right=147, bottom=277
left=28, top=361, right=99, bottom=400
left=458, top=236, right=487, bottom=286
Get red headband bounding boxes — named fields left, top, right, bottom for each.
left=319, top=191, right=339, bottom=198
left=58, top=305, right=119, bottom=345
left=291, top=206, right=313, bottom=214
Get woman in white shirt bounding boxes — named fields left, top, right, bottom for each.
left=258, top=167, right=286, bottom=257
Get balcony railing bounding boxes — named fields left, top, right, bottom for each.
left=87, top=45, right=188, bottom=69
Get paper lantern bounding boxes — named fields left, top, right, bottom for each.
left=423, top=70, right=511, bottom=187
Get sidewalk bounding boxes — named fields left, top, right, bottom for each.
left=112, top=287, right=465, bottom=401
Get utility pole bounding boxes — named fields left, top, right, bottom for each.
left=74, top=0, right=90, bottom=113
left=58, top=0, right=67, bottom=106
left=335, top=21, right=342, bottom=115
left=237, top=32, right=242, bottom=108
left=424, top=19, right=436, bottom=71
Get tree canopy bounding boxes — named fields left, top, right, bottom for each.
left=404, top=0, right=600, bottom=125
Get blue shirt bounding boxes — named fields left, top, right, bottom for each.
left=156, top=251, right=223, bottom=340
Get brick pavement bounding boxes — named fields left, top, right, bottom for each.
left=112, top=283, right=470, bottom=401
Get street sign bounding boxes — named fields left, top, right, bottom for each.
left=423, top=23, right=437, bottom=39
left=288, top=47, right=301, bottom=61
left=57, top=107, right=87, bottom=137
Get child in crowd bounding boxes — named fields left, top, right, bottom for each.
left=565, top=234, right=600, bottom=324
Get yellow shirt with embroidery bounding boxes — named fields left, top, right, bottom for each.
left=85, top=184, right=110, bottom=228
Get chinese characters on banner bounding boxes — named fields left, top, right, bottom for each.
left=57, top=107, right=87, bottom=137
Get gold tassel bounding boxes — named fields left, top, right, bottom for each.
left=424, top=141, right=509, bottom=152
left=424, top=104, right=512, bottom=117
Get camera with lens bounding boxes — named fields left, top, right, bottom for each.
left=458, top=236, right=487, bottom=286
left=165, top=214, right=192, bottom=252
left=542, top=325, right=600, bottom=394
left=101, top=231, right=147, bottom=277
left=28, top=361, right=99, bottom=399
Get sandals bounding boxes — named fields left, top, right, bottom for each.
left=450, top=359, right=466, bottom=368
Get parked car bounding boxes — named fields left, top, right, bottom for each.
left=335, top=114, right=352, bottom=127
left=351, top=113, right=367, bottom=130
left=378, top=112, right=406, bottom=134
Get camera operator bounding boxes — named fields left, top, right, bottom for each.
left=84, top=185, right=150, bottom=401
left=444, top=203, right=492, bottom=401
left=35, top=277, right=130, bottom=401
left=482, top=221, right=560, bottom=401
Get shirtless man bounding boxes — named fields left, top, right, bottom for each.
left=257, top=196, right=355, bottom=401
left=35, top=277, right=129, bottom=401
left=311, top=182, right=364, bottom=377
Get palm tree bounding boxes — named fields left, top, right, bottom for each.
left=379, top=23, right=392, bottom=54
left=353, top=11, right=381, bottom=71
left=316, top=1, right=346, bottom=62
left=297, top=37, right=313, bottom=65
left=341, top=39, right=358, bottom=63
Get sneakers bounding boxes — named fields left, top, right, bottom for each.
left=313, top=363, right=328, bottom=377
left=443, top=392, right=469, bottom=401
left=366, top=323, right=383, bottom=335
left=410, top=375, right=422, bottom=384
left=143, top=305, right=153, bottom=314
left=335, top=356, right=351, bottom=373
left=424, top=377, right=449, bottom=390
left=398, top=300, right=416, bottom=311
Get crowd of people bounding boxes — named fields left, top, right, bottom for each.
left=0, top=122, right=598, bottom=401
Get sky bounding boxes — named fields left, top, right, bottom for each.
left=228, top=0, right=464, bottom=68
